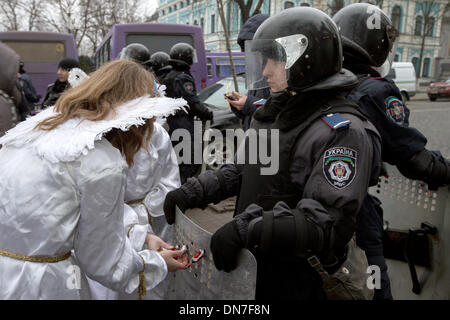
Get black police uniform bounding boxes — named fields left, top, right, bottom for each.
left=163, top=7, right=382, bottom=300
left=161, top=59, right=213, bottom=183
left=333, top=3, right=450, bottom=300
left=346, top=65, right=448, bottom=300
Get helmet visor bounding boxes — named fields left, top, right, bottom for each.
left=373, top=26, right=399, bottom=77
left=245, top=34, right=308, bottom=90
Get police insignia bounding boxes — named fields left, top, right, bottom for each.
left=184, top=82, right=194, bottom=93
left=323, top=147, right=357, bottom=189
left=385, top=96, right=405, bottom=124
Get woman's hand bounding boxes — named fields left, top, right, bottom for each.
left=159, top=248, right=190, bottom=272
left=145, top=233, right=173, bottom=252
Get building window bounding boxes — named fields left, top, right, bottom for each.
left=284, top=1, right=295, bottom=9
left=425, top=16, right=435, bottom=36
left=174, top=4, right=177, bottom=10
left=300, top=2, right=310, bottom=6
left=422, top=57, right=430, bottom=77
left=162, top=10, right=165, bottom=15
left=194, top=19, right=198, bottom=25
left=394, top=53, right=400, bottom=62
left=415, top=15, right=423, bottom=35
left=187, top=0, right=190, bottom=4
left=211, top=14, right=215, bottom=33
left=201, top=17, right=204, bottom=30
left=412, top=57, right=419, bottom=77
left=180, top=2, right=184, bottom=8
left=391, top=6, right=402, bottom=33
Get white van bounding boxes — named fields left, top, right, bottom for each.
left=389, top=62, right=417, bottom=101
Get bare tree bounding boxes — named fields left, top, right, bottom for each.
left=327, top=0, right=345, bottom=17
left=406, top=0, right=445, bottom=78
left=0, top=0, right=21, bottom=31
left=231, top=0, right=265, bottom=25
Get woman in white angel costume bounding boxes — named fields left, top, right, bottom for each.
left=0, top=59, right=189, bottom=299
left=67, top=68, right=184, bottom=300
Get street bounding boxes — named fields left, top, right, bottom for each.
left=407, top=95, right=450, bottom=158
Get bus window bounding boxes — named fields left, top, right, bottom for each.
left=0, top=32, right=78, bottom=104
left=216, top=57, right=245, bottom=78
left=95, top=23, right=207, bottom=91
left=207, top=57, right=213, bottom=79
left=3, top=40, right=66, bottom=63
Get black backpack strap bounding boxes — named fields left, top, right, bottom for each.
left=292, top=209, right=309, bottom=258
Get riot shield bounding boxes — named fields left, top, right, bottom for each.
left=165, top=204, right=257, bottom=300
left=369, top=164, right=450, bottom=299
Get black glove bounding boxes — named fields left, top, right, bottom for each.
left=210, top=220, right=244, bottom=272
left=163, top=188, right=192, bottom=225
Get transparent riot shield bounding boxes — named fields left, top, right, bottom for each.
left=369, top=164, right=450, bottom=299
left=165, top=202, right=257, bottom=300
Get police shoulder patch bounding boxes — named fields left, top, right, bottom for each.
left=385, top=96, right=405, bottom=125
left=323, top=147, right=357, bottom=190
left=253, top=98, right=267, bottom=106
left=321, top=113, right=351, bottom=130
left=183, top=81, right=194, bottom=93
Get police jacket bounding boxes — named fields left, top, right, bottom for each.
left=180, top=90, right=381, bottom=298
left=345, top=62, right=450, bottom=189
left=161, top=59, right=212, bottom=135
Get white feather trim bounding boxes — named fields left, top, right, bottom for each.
left=0, top=95, right=187, bottom=163
left=68, top=68, right=90, bottom=88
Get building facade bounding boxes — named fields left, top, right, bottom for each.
left=158, top=0, right=449, bottom=78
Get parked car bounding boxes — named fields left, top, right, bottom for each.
left=198, top=76, right=248, bottom=169
left=427, top=77, right=450, bottom=101
left=390, top=62, right=417, bottom=102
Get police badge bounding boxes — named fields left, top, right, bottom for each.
left=323, top=147, right=357, bottom=189
left=385, top=96, right=405, bottom=125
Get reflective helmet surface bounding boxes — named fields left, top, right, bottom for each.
left=118, top=43, right=150, bottom=64
left=150, top=51, right=170, bottom=72
left=250, top=7, right=343, bottom=91
left=169, top=43, right=195, bottom=66
left=333, top=3, right=398, bottom=67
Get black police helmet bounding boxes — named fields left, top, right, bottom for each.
left=333, top=3, right=398, bottom=67
left=253, top=7, right=353, bottom=92
left=169, top=43, right=195, bottom=66
left=149, top=51, right=170, bottom=72
left=119, top=43, right=150, bottom=64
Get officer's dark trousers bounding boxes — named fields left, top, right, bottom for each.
left=168, top=116, right=200, bottom=184
left=356, top=194, right=393, bottom=300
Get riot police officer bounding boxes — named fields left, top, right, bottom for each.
left=161, top=42, right=213, bottom=183
left=163, top=7, right=382, bottom=300
left=333, top=3, right=450, bottom=300
left=118, top=43, right=150, bottom=67
left=148, top=51, right=171, bottom=82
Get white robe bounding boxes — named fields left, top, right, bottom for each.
left=0, top=95, right=186, bottom=299
left=88, top=121, right=181, bottom=300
